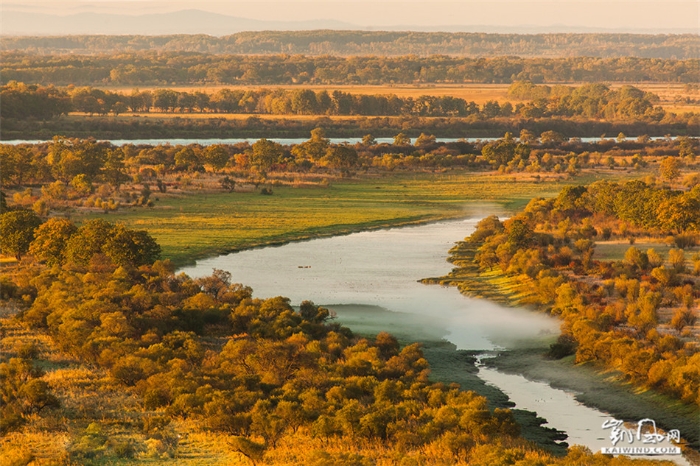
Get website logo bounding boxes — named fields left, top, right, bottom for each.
left=600, top=418, right=681, bottom=455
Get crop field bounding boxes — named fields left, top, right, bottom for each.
left=661, top=104, right=700, bottom=114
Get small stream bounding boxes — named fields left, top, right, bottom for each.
left=178, top=218, right=690, bottom=464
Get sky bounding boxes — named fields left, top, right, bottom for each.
left=4, top=0, right=699, bottom=32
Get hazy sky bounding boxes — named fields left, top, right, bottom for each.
left=5, top=0, right=700, bottom=31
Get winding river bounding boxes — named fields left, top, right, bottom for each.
left=178, top=219, right=690, bottom=465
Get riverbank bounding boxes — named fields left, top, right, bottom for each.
left=2, top=114, right=697, bottom=140
left=329, top=303, right=697, bottom=460
left=484, top=346, right=700, bottom=457
left=421, top=226, right=700, bottom=457
left=84, top=171, right=572, bottom=266
left=330, top=304, right=570, bottom=455
left=82, top=170, right=644, bottom=267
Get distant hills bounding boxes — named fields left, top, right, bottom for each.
left=1, top=8, right=698, bottom=37
left=2, top=30, right=699, bottom=59
left=1, top=9, right=356, bottom=36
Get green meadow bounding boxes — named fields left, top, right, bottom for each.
left=86, top=171, right=623, bottom=266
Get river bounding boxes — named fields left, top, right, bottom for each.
left=1, top=136, right=680, bottom=146
left=178, top=219, right=691, bottom=465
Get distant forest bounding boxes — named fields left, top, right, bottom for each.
left=2, top=53, right=698, bottom=86
left=2, top=32, right=699, bottom=58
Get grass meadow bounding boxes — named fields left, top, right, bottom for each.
left=84, top=171, right=586, bottom=266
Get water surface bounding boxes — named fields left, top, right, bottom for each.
left=178, top=219, right=689, bottom=464
left=179, top=219, right=559, bottom=350
left=2, top=136, right=679, bottom=146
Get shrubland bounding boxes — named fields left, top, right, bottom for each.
left=0, top=216, right=680, bottom=464
left=431, top=181, right=700, bottom=449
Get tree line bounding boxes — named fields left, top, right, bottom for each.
left=2, top=53, right=698, bottom=87
left=2, top=133, right=696, bottom=221
left=0, top=81, right=680, bottom=123
left=0, top=132, right=692, bottom=189
left=4, top=111, right=697, bottom=140
left=2, top=32, right=699, bottom=59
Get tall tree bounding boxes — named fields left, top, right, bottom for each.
left=659, top=157, right=681, bottom=183
left=322, top=145, right=358, bottom=176
left=102, top=149, right=129, bottom=190
left=204, top=144, right=230, bottom=172
left=64, top=219, right=115, bottom=265
left=292, top=128, right=329, bottom=162
left=0, top=210, right=42, bottom=259
left=250, top=139, right=284, bottom=177
left=102, top=225, right=161, bottom=267
left=28, top=218, right=77, bottom=266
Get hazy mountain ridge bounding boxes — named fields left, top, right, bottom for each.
left=2, top=29, right=699, bottom=58
left=1, top=8, right=698, bottom=38
left=0, top=9, right=356, bottom=36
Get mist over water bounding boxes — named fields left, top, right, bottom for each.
left=179, top=217, right=692, bottom=465
left=179, top=218, right=559, bottom=350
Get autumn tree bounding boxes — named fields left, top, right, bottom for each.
left=204, top=144, right=230, bottom=172
left=291, top=128, right=329, bottom=162
left=659, top=156, right=681, bottom=183
left=0, top=210, right=42, bottom=259
left=670, top=308, right=697, bottom=333
left=393, top=133, right=410, bottom=146
left=174, top=147, right=201, bottom=172
left=64, top=219, right=115, bottom=265
left=657, top=194, right=700, bottom=232
left=28, top=218, right=77, bottom=266
left=102, top=148, right=129, bottom=190
left=0, top=146, right=32, bottom=187
left=668, top=249, right=687, bottom=273
left=220, top=176, right=236, bottom=193
left=678, top=136, right=695, bottom=159
left=322, top=145, right=358, bottom=176
left=250, top=139, right=284, bottom=177
left=415, top=133, right=436, bottom=147
left=102, top=224, right=161, bottom=267
left=481, top=133, right=529, bottom=167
